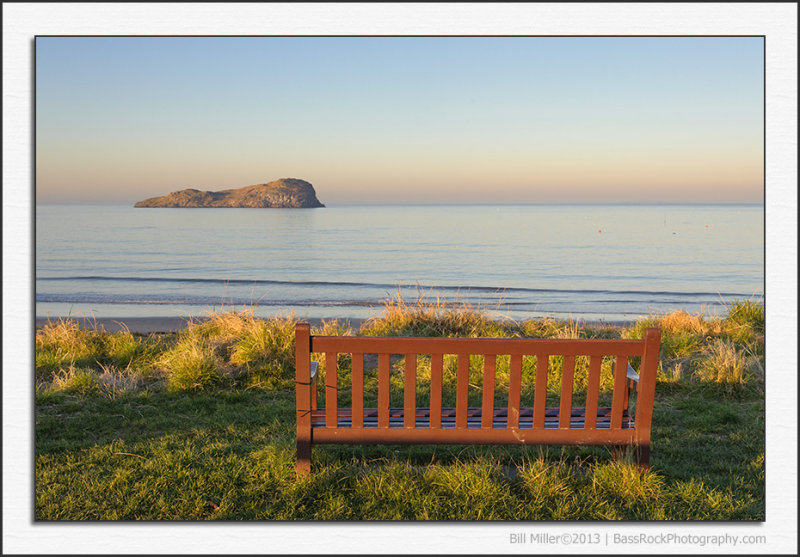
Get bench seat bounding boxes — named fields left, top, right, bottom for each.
left=311, top=406, right=634, bottom=430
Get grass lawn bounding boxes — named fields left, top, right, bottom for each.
left=35, top=298, right=765, bottom=520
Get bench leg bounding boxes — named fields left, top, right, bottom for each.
left=296, top=440, right=311, bottom=476
left=634, top=444, right=650, bottom=471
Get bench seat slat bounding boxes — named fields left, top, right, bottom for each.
left=311, top=407, right=633, bottom=430
left=313, top=416, right=632, bottom=428
left=315, top=421, right=634, bottom=431
left=315, top=406, right=619, bottom=418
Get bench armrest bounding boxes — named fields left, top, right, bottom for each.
left=626, top=363, right=640, bottom=382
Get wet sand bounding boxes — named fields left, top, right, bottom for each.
left=35, top=315, right=632, bottom=334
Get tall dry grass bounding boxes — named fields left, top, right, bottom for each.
left=360, top=289, right=510, bottom=338
left=621, top=299, right=764, bottom=390
left=693, top=338, right=763, bottom=392
left=36, top=318, right=165, bottom=395
left=35, top=298, right=764, bottom=395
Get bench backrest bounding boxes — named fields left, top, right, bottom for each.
left=296, top=324, right=661, bottom=440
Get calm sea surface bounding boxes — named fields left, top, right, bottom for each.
left=36, top=204, right=763, bottom=323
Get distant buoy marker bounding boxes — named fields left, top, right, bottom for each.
left=597, top=229, right=602, bottom=234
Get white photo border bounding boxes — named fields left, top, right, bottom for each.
left=3, top=3, right=796, bottom=554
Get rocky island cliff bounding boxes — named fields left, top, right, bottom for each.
left=134, top=178, right=325, bottom=208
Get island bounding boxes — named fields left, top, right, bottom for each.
left=134, top=178, right=325, bottom=208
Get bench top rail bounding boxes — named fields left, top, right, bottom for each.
left=310, top=335, right=647, bottom=357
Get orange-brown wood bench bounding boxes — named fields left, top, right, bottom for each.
left=295, top=323, right=661, bottom=475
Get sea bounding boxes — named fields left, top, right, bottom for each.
left=35, top=204, right=764, bottom=324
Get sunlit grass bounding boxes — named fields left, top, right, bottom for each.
left=35, top=299, right=765, bottom=397
left=34, top=388, right=763, bottom=520
left=693, top=338, right=763, bottom=394
left=34, top=297, right=764, bottom=520
left=360, top=288, right=510, bottom=338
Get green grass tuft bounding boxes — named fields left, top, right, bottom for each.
left=160, top=335, right=222, bottom=391
left=724, top=298, right=765, bottom=333
left=46, top=365, right=100, bottom=395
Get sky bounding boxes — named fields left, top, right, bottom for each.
left=35, top=36, right=765, bottom=204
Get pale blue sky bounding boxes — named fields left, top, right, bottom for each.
left=36, top=36, right=764, bottom=204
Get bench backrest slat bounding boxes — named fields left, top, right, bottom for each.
left=325, top=352, right=338, bottom=428
left=456, top=354, right=470, bottom=429
left=508, top=354, right=523, bottom=429
left=584, top=355, right=603, bottom=429
left=378, top=353, right=391, bottom=428
left=430, top=354, right=443, bottom=429
left=404, top=354, right=417, bottom=428
left=352, top=352, right=364, bottom=428
left=610, top=355, right=630, bottom=430
left=481, top=356, right=496, bottom=429
left=559, top=355, right=576, bottom=429
left=533, top=354, right=548, bottom=429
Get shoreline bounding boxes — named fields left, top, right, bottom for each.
left=35, top=315, right=636, bottom=334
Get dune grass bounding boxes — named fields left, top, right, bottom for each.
left=34, top=298, right=765, bottom=520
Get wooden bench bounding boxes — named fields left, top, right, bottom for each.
left=295, top=323, right=661, bottom=475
